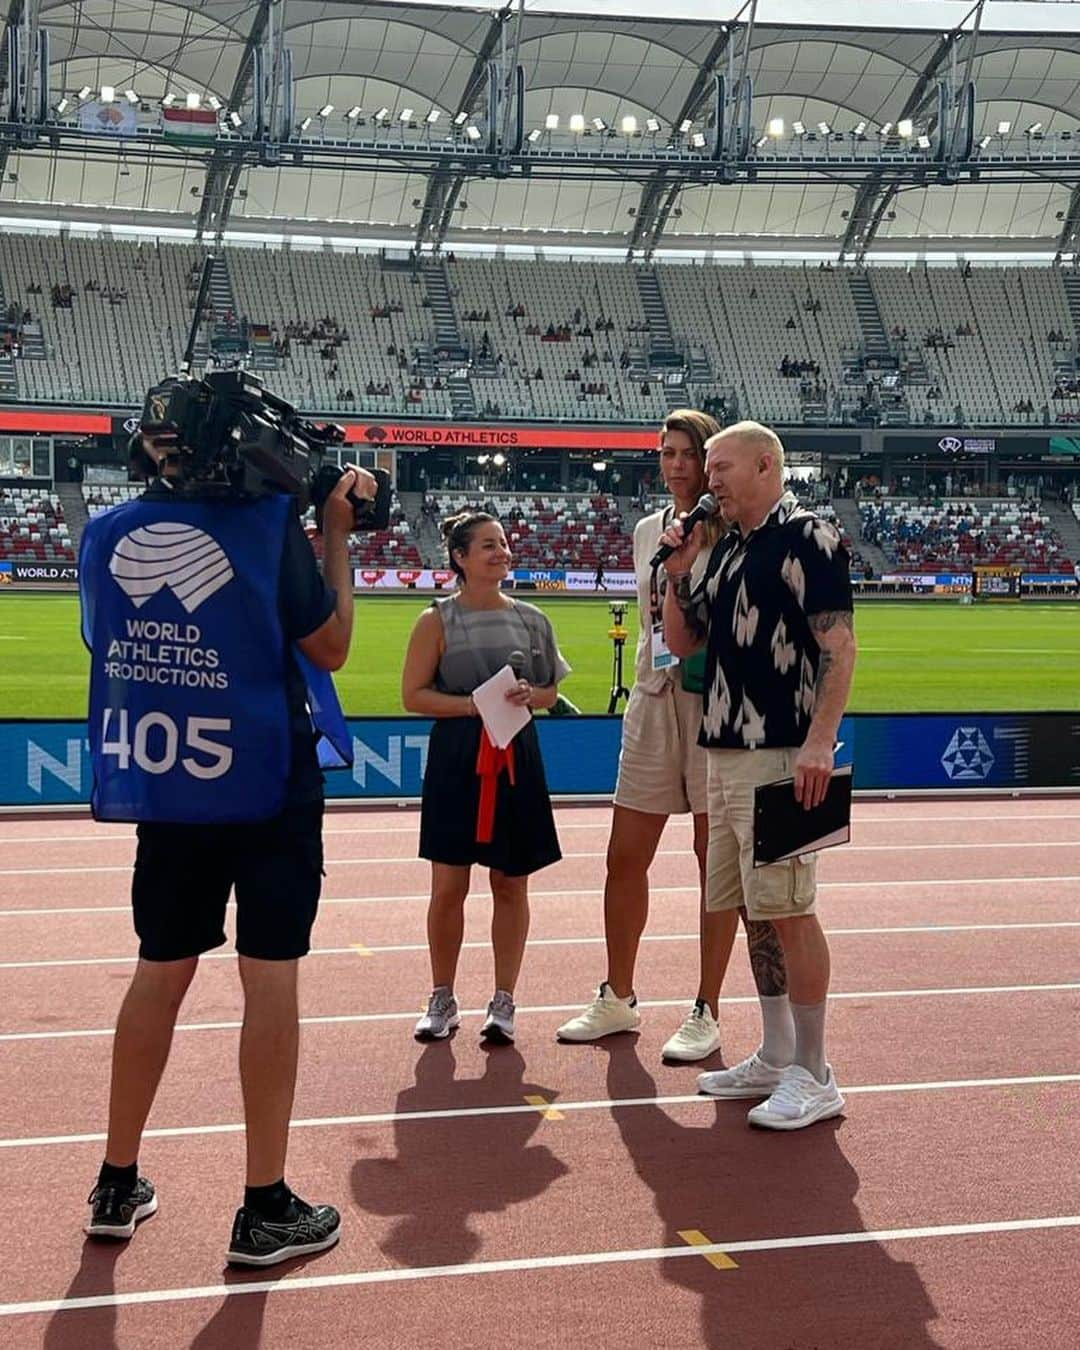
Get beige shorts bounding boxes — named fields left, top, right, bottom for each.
left=705, top=747, right=817, bottom=920
left=613, top=681, right=708, bottom=816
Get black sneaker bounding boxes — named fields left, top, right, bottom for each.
left=226, top=1196, right=342, bottom=1267
left=85, top=1176, right=158, bottom=1239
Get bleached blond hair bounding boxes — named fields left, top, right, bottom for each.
left=705, top=420, right=786, bottom=475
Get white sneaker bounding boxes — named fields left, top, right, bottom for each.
left=481, top=990, right=516, bottom=1044
left=556, top=982, right=640, bottom=1042
left=661, top=1000, right=722, bottom=1063
left=697, top=1051, right=788, bottom=1099
left=747, top=1064, right=845, bottom=1131
left=414, top=988, right=460, bottom=1041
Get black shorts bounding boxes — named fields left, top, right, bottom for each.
left=131, top=801, right=324, bottom=962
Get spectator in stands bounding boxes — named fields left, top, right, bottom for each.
left=402, top=511, right=570, bottom=1045
left=558, top=408, right=792, bottom=1064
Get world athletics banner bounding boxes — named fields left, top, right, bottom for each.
left=0, top=713, right=1077, bottom=808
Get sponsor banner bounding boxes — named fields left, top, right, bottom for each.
left=10, top=562, right=79, bottom=583
left=4, top=712, right=1078, bottom=806
left=352, top=567, right=457, bottom=590
left=343, top=422, right=658, bottom=451
left=79, top=100, right=138, bottom=136
left=565, top=570, right=636, bottom=592
left=0, top=409, right=111, bottom=435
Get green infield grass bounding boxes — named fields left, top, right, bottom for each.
left=0, top=593, right=1077, bottom=719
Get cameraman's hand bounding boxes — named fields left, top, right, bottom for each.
left=347, top=464, right=378, bottom=502
left=659, top=514, right=705, bottom=576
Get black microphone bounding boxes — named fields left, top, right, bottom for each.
left=649, top=493, right=718, bottom=567
left=508, top=649, right=527, bottom=680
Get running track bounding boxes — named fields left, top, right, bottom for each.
left=0, top=800, right=1078, bottom=1348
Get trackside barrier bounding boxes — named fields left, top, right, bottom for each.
left=1, top=713, right=1078, bottom=808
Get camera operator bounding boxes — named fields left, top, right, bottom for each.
left=78, top=427, right=376, bottom=1265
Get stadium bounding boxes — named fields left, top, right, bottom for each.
left=0, top=0, right=1079, bottom=1344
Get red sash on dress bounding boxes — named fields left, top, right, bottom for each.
left=475, top=726, right=516, bottom=843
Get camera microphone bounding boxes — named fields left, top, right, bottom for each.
left=649, top=493, right=718, bottom=568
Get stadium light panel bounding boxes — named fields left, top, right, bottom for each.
left=161, top=94, right=175, bottom=108
left=768, top=117, right=784, bottom=137
left=979, top=134, right=991, bottom=149
left=374, top=107, right=389, bottom=122
left=399, top=108, right=414, bottom=123
left=208, top=96, right=222, bottom=111
left=879, top=121, right=892, bottom=136
left=570, top=114, right=585, bottom=133
left=299, top=116, right=312, bottom=132
left=793, top=121, right=805, bottom=135
left=453, top=111, right=468, bottom=126
left=1026, top=122, right=1042, bottom=134
left=691, top=132, right=706, bottom=148
left=56, top=97, right=69, bottom=114
left=646, top=118, right=660, bottom=133
left=346, top=106, right=361, bottom=120
left=621, top=116, right=637, bottom=135
left=997, top=120, right=1011, bottom=134
left=592, top=117, right=606, bottom=131
left=679, top=118, right=693, bottom=134
left=465, top=124, right=481, bottom=140
left=228, top=111, right=242, bottom=128
left=897, top=118, right=913, bottom=137
left=124, top=89, right=139, bottom=105
left=426, top=109, right=440, bottom=123
left=756, top=135, right=769, bottom=148
left=77, top=86, right=92, bottom=100
left=100, top=86, right=115, bottom=103
left=545, top=113, right=559, bottom=130
left=527, top=128, right=541, bottom=143
left=917, top=134, right=931, bottom=149
left=853, top=121, right=866, bottom=135
left=817, top=122, right=830, bottom=135
left=186, top=92, right=201, bottom=110
left=318, top=104, right=334, bottom=118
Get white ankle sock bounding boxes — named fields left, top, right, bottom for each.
left=758, top=993, right=795, bottom=1067
left=791, top=999, right=828, bottom=1083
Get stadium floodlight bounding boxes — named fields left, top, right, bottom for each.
left=399, top=108, right=414, bottom=123
left=592, top=460, right=607, bottom=472
left=691, top=131, right=706, bottom=148
left=879, top=121, right=893, bottom=136
left=208, top=95, right=222, bottom=111
left=979, top=134, right=992, bottom=149
left=646, top=117, right=660, bottom=133
left=374, top=107, right=389, bottom=122
left=453, top=111, right=468, bottom=126
left=55, top=97, right=69, bottom=114
left=897, top=118, right=914, bottom=137
left=545, top=113, right=559, bottom=130
left=100, top=85, right=115, bottom=103
left=77, top=86, right=92, bottom=100
left=161, top=93, right=175, bottom=108
left=186, top=92, right=201, bottom=110
left=124, top=89, right=139, bottom=104
left=228, top=110, right=242, bottom=128
left=917, top=134, right=931, bottom=149
left=492, top=453, right=506, bottom=467
left=426, top=109, right=440, bottom=124
left=997, top=120, right=1011, bottom=134
left=318, top=104, right=334, bottom=118
left=592, top=117, right=606, bottom=131
left=527, top=128, right=542, bottom=143
left=817, top=121, right=830, bottom=135
left=569, top=114, right=585, bottom=133
left=299, top=116, right=312, bottom=132
left=767, top=116, right=784, bottom=137
left=792, top=120, right=805, bottom=135
left=1026, top=121, right=1042, bottom=134
left=853, top=120, right=866, bottom=136
left=621, top=115, right=638, bottom=135
left=345, top=106, right=361, bottom=120
left=756, top=134, right=769, bottom=148
left=679, top=118, right=693, bottom=134
left=465, top=124, right=481, bottom=140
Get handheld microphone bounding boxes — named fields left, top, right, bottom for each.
left=649, top=493, right=718, bottom=568
left=508, top=649, right=527, bottom=680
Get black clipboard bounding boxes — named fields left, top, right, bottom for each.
left=752, top=764, right=853, bottom=867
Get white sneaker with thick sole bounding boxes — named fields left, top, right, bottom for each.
left=661, top=1001, right=722, bottom=1062
left=697, top=1051, right=788, bottom=1099
left=481, top=990, right=516, bottom=1044
left=556, top=982, right=640, bottom=1042
left=747, top=1063, right=845, bottom=1130
left=414, top=989, right=460, bottom=1041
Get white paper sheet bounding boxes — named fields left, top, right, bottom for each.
left=471, top=664, right=531, bottom=749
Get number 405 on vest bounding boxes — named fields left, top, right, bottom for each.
left=100, top=708, right=233, bottom=779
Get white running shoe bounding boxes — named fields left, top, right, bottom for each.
left=481, top=990, right=516, bottom=1044
left=697, top=1051, right=788, bottom=1099
left=747, top=1064, right=845, bottom=1131
left=556, top=982, right=640, bottom=1042
left=414, top=988, right=460, bottom=1041
left=661, top=1000, right=722, bottom=1063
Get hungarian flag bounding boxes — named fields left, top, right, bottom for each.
left=162, top=106, right=217, bottom=143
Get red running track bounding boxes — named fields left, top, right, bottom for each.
left=0, top=800, right=1078, bottom=1348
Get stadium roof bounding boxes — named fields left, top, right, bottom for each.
left=5, top=0, right=1080, bottom=251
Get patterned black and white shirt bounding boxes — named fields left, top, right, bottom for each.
left=694, top=492, right=853, bottom=750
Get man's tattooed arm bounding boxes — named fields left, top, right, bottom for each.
left=672, top=573, right=707, bottom=640
left=661, top=568, right=706, bottom=655
left=805, top=609, right=856, bottom=747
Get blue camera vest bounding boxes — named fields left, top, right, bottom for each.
left=79, top=491, right=351, bottom=824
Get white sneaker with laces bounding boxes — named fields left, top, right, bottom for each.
left=661, top=1001, right=721, bottom=1062
left=747, top=1063, right=845, bottom=1130
left=414, top=988, right=460, bottom=1041
left=697, top=1051, right=787, bottom=1099
left=481, top=990, right=516, bottom=1044
left=556, top=982, right=640, bottom=1042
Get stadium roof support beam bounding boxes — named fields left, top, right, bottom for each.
left=414, top=2, right=512, bottom=254
left=626, top=24, right=736, bottom=260
left=1054, top=184, right=1080, bottom=265
left=194, top=0, right=272, bottom=241
left=0, top=0, right=27, bottom=181
left=838, top=0, right=984, bottom=263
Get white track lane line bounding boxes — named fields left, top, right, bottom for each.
left=2, top=920, right=1079, bottom=971
left=3, top=839, right=1080, bottom=876
left=3, top=811, right=1080, bottom=845
left=4, top=873, right=1080, bottom=918
left=1, top=1215, right=1078, bottom=1318
left=3, top=982, right=1079, bottom=1044
left=1, top=1071, right=1077, bottom=1151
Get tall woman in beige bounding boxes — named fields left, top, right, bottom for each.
left=557, top=411, right=791, bottom=1064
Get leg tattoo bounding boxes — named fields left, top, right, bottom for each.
left=741, top=908, right=788, bottom=997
